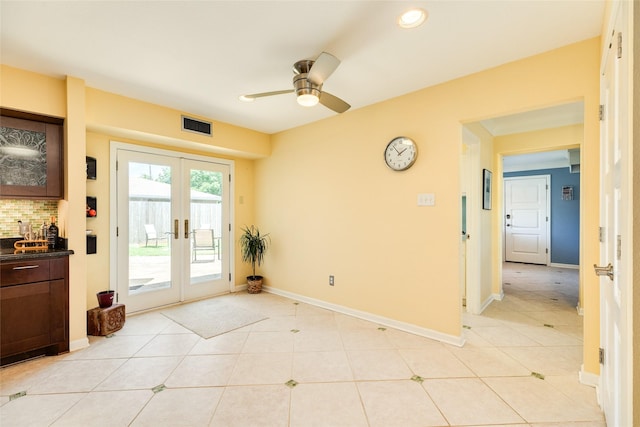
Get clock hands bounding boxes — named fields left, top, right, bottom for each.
left=393, top=144, right=408, bottom=156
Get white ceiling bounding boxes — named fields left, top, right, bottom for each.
left=481, top=102, right=584, bottom=137
left=0, top=1, right=604, bottom=134
left=502, top=149, right=577, bottom=173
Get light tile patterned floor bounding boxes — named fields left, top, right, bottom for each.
left=0, top=262, right=605, bottom=426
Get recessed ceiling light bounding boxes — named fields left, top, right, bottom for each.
left=398, top=8, right=427, bottom=29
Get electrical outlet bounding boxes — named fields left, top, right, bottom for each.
left=329, top=275, right=334, bottom=286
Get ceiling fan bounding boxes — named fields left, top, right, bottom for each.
left=240, top=52, right=350, bottom=113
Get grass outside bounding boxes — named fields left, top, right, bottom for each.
left=128, top=245, right=217, bottom=258
left=129, top=245, right=170, bottom=256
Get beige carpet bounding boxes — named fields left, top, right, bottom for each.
left=161, top=298, right=267, bottom=339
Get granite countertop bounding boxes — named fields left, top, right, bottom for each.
left=0, top=238, right=74, bottom=262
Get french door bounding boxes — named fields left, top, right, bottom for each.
left=597, top=1, right=631, bottom=424
left=113, top=145, right=231, bottom=313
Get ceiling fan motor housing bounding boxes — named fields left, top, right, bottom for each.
left=293, top=73, right=321, bottom=98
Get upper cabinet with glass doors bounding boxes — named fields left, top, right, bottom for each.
left=0, top=110, right=64, bottom=199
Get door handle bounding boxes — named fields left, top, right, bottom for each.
left=593, top=263, right=614, bottom=281
left=185, top=219, right=189, bottom=239
left=173, top=219, right=179, bottom=239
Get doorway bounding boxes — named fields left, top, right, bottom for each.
left=111, top=143, right=232, bottom=313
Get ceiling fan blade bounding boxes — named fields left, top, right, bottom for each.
left=319, top=91, right=350, bottom=113
left=241, top=89, right=293, bottom=100
left=308, top=52, right=340, bottom=85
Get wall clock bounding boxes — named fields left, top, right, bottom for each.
left=384, top=136, right=417, bottom=171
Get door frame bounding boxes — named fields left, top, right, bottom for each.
left=461, top=126, right=481, bottom=314
left=109, top=141, right=235, bottom=309
left=503, top=174, right=551, bottom=265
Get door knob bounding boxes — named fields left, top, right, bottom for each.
left=593, top=263, right=614, bottom=281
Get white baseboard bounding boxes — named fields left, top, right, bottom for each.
left=549, top=262, right=579, bottom=269
left=492, top=291, right=504, bottom=301
left=263, top=286, right=465, bottom=347
left=233, top=284, right=248, bottom=292
left=69, top=337, right=90, bottom=352
left=474, top=292, right=503, bottom=314
left=579, top=365, right=601, bottom=406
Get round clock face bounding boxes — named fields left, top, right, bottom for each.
left=384, top=137, right=417, bottom=171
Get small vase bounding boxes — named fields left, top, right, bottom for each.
left=97, top=290, right=115, bottom=308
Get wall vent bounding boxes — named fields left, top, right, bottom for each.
left=181, top=116, right=212, bottom=136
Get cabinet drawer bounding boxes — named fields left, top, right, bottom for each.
left=1, top=259, right=50, bottom=286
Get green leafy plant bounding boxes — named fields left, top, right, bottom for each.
left=239, top=225, right=270, bottom=278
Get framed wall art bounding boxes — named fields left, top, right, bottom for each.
left=482, top=169, right=492, bottom=210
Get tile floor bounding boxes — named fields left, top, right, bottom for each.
left=0, top=262, right=605, bottom=426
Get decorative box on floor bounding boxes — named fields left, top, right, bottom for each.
left=87, top=304, right=126, bottom=336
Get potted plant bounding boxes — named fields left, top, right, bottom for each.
left=239, top=225, right=270, bottom=293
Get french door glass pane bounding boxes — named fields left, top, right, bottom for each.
left=189, top=167, right=223, bottom=285
left=128, top=161, right=172, bottom=295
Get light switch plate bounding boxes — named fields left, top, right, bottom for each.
left=417, top=193, right=435, bottom=206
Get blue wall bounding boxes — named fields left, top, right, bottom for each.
left=503, top=167, right=580, bottom=265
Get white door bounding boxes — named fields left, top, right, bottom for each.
left=504, top=176, right=549, bottom=264
left=114, top=147, right=231, bottom=313
left=597, top=1, right=631, bottom=424
left=182, top=159, right=230, bottom=301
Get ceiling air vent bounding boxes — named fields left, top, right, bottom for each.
left=181, top=116, right=212, bottom=137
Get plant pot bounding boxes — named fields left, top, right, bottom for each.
left=247, top=276, right=263, bottom=294
left=97, top=290, right=115, bottom=308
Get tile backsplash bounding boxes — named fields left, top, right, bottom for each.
left=0, top=199, right=58, bottom=237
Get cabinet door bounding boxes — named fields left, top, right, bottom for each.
left=0, top=281, right=52, bottom=357
left=0, top=115, right=63, bottom=199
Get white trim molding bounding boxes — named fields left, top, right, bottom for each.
left=69, top=337, right=90, bottom=352
left=264, top=286, right=466, bottom=347
left=549, top=262, right=579, bottom=270
left=579, top=365, right=601, bottom=406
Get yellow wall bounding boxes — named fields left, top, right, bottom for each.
left=0, top=65, right=66, bottom=117
left=1, top=37, right=602, bottom=371
left=255, top=38, right=601, bottom=363
left=1, top=64, right=268, bottom=348
left=633, top=0, right=639, bottom=421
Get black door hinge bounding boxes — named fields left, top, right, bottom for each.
left=599, top=347, right=605, bottom=364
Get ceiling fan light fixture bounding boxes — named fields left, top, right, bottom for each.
left=398, top=8, right=427, bottom=28
left=297, top=93, right=319, bottom=107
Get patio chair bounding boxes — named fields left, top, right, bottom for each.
left=192, top=228, right=216, bottom=261
left=144, top=224, right=167, bottom=247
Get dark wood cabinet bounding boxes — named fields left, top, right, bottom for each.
left=0, top=111, right=64, bottom=199
left=0, top=256, right=69, bottom=365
